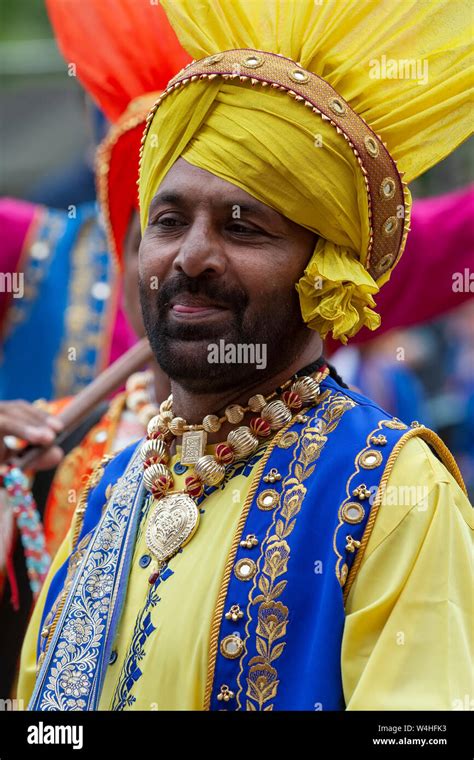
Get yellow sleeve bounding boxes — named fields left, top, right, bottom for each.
left=16, top=526, right=74, bottom=707
left=342, top=436, right=474, bottom=710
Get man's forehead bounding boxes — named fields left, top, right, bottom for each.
left=150, top=158, right=279, bottom=218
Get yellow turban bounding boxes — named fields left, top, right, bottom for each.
left=139, top=0, right=472, bottom=342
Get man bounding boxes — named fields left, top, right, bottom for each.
left=18, top=0, right=473, bottom=711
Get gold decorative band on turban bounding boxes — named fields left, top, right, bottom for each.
left=139, top=48, right=412, bottom=343
left=143, top=50, right=409, bottom=283
left=137, top=0, right=471, bottom=344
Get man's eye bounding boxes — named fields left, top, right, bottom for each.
left=228, top=223, right=257, bottom=234
left=157, top=217, right=182, bottom=227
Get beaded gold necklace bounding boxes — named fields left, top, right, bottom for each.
left=140, top=363, right=329, bottom=583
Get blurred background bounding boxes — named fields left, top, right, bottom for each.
left=1, top=0, right=473, bottom=496
left=1, top=0, right=105, bottom=206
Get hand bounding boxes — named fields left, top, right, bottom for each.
left=0, top=400, right=65, bottom=471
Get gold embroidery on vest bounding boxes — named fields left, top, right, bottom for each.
left=342, top=425, right=467, bottom=601
left=238, top=392, right=355, bottom=711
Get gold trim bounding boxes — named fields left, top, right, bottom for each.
left=341, top=502, right=365, bottom=524
left=329, top=97, right=347, bottom=116
left=69, top=453, right=114, bottom=550
left=104, top=392, right=128, bottom=456
left=383, top=418, right=408, bottom=430
left=364, top=135, right=379, bottom=157
left=278, top=431, right=299, bottom=449
left=236, top=391, right=355, bottom=710
left=380, top=177, right=396, bottom=199
left=203, top=408, right=310, bottom=709
left=358, top=449, right=383, bottom=469
left=256, top=489, right=280, bottom=511
left=343, top=427, right=467, bottom=602
left=234, top=558, right=257, bottom=581
left=242, top=54, right=265, bottom=68
left=204, top=53, right=224, bottom=65
left=52, top=217, right=115, bottom=396
left=140, top=49, right=409, bottom=283
left=288, top=68, right=309, bottom=84
left=382, top=216, right=399, bottom=237
left=333, top=420, right=392, bottom=587
left=220, top=634, right=244, bottom=659
left=337, top=562, right=348, bottom=586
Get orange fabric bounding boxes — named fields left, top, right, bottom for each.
left=45, top=0, right=191, bottom=122
left=46, top=0, right=190, bottom=267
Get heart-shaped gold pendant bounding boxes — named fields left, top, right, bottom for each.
left=145, top=492, right=200, bottom=565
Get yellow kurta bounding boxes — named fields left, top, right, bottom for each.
left=18, top=437, right=473, bottom=710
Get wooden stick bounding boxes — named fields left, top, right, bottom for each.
left=10, top=337, right=153, bottom=469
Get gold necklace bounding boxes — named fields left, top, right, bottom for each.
left=151, top=374, right=298, bottom=466
left=141, top=365, right=329, bottom=583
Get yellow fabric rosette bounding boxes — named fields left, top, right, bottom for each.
left=299, top=240, right=381, bottom=342
left=139, top=0, right=473, bottom=341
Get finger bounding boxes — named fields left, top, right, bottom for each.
left=28, top=445, right=64, bottom=472
left=46, top=415, right=65, bottom=433
left=0, top=415, right=58, bottom=446
left=6, top=403, right=64, bottom=433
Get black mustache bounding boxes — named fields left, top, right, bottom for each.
left=156, top=274, right=248, bottom=313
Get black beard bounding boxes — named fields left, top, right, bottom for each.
left=139, top=272, right=301, bottom=393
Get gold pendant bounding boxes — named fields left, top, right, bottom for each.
left=145, top=491, right=200, bottom=566
left=181, top=429, right=207, bottom=465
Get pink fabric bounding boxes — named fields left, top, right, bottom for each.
left=0, top=198, right=37, bottom=273
left=0, top=198, right=38, bottom=327
left=109, top=296, right=138, bottom=366
left=327, top=185, right=474, bottom=352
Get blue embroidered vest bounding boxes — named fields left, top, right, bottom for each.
left=29, top=377, right=445, bottom=711
left=0, top=203, right=115, bottom=402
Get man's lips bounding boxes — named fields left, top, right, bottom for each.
left=169, top=296, right=229, bottom=316
left=170, top=295, right=230, bottom=314
left=172, top=304, right=219, bottom=314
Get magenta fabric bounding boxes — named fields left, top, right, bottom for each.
left=327, top=185, right=474, bottom=352
left=0, top=198, right=38, bottom=327
left=109, top=294, right=138, bottom=366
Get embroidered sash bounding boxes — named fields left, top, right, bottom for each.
left=29, top=445, right=145, bottom=710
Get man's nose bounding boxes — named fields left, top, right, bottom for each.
left=172, top=220, right=226, bottom=278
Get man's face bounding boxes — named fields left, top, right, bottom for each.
left=139, top=158, right=316, bottom=392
